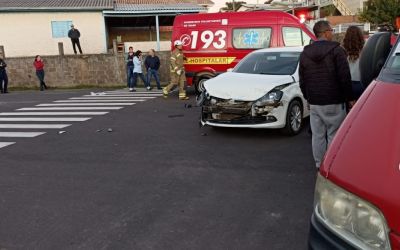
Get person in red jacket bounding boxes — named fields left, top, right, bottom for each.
left=33, top=55, right=47, bottom=91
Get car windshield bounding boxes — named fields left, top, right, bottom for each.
left=379, top=37, right=400, bottom=83
left=233, top=51, right=301, bottom=75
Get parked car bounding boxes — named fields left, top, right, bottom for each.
left=308, top=33, right=400, bottom=249
left=199, top=46, right=309, bottom=135
left=171, top=11, right=316, bottom=93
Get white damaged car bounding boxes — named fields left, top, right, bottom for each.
left=199, top=47, right=309, bottom=135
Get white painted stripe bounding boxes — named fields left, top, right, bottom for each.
left=0, top=124, right=71, bottom=129
left=104, top=91, right=162, bottom=94
left=18, top=107, right=123, bottom=111
left=0, top=132, right=45, bottom=138
left=83, top=94, right=162, bottom=97
left=0, top=117, right=91, bottom=122
left=70, top=97, right=155, bottom=99
left=0, top=112, right=108, bottom=116
left=55, top=99, right=146, bottom=102
left=36, top=103, right=135, bottom=106
left=0, top=142, right=16, bottom=148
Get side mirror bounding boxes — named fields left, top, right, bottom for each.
left=227, top=68, right=234, bottom=72
left=359, top=32, right=392, bottom=87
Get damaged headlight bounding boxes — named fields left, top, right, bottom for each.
left=254, top=83, right=292, bottom=107
left=255, top=90, right=283, bottom=106
left=314, top=174, right=391, bottom=250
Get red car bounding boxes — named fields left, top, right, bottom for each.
left=308, top=33, right=400, bottom=249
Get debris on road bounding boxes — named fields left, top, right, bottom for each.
left=96, top=129, right=103, bottom=132
left=168, top=114, right=184, bottom=118
left=107, top=128, right=113, bottom=132
left=184, top=104, right=192, bottom=109
left=58, top=131, right=66, bottom=134
left=201, top=133, right=207, bottom=136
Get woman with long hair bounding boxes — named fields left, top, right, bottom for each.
left=132, top=50, right=151, bottom=92
left=343, top=26, right=365, bottom=100
left=33, top=55, right=47, bottom=91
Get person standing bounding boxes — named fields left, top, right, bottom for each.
left=126, top=46, right=134, bottom=88
left=132, top=50, right=151, bottom=92
left=299, top=21, right=354, bottom=169
left=163, top=40, right=189, bottom=100
left=343, top=26, right=365, bottom=100
left=33, top=55, right=47, bottom=91
left=68, top=24, right=83, bottom=55
left=0, top=57, right=8, bottom=94
left=145, top=49, right=161, bottom=90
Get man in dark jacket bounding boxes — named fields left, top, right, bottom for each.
left=145, top=49, right=161, bottom=90
left=299, top=20, right=354, bottom=169
left=0, top=57, right=8, bottom=93
left=68, top=24, right=83, bottom=54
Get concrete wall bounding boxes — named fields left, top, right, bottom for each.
left=4, top=52, right=171, bottom=88
left=0, top=12, right=106, bottom=57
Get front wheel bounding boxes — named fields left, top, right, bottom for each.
left=282, top=100, right=303, bottom=136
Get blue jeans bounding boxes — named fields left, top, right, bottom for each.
left=133, top=73, right=149, bottom=88
left=0, top=70, right=8, bottom=93
left=147, top=68, right=161, bottom=89
left=127, top=65, right=134, bottom=87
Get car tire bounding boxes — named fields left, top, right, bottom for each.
left=282, top=100, right=303, bottom=136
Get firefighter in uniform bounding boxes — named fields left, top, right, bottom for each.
left=163, top=40, right=189, bottom=100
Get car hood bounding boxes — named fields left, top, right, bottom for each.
left=321, top=81, right=400, bottom=234
left=204, top=72, right=294, bottom=101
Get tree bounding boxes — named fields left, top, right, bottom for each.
left=359, top=0, right=400, bottom=26
left=222, top=1, right=247, bottom=12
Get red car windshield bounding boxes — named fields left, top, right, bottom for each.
left=378, top=36, right=400, bottom=83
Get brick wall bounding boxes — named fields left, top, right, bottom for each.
left=4, top=52, right=171, bottom=88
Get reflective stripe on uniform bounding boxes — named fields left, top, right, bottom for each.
left=170, top=57, right=176, bottom=60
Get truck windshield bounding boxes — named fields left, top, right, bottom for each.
left=234, top=52, right=301, bottom=75
left=379, top=37, right=400, bottom=83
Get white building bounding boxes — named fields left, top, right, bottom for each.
left=0, top=0, right=213, bottom=57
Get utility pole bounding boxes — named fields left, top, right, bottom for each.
left=232, top=0, right=236, bottom=12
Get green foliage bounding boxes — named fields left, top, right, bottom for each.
left=359, top=0, right=400, bottom=25
left=222, top=1, right=247, bottom=11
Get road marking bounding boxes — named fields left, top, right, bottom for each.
left=70, top=97, right=155, bottom=99
left=0, top=132, right=45, bottom=137
left=0, top=142, right=15, bottom=148
left=0, top=117, right=91, bottom=122
left=104, top=91, right=162, bottom=94
left=18, top=107, right=124, bottom=111
left=0, top=124, right=71, bottom=129
left=0, top=112, right=108, bottom=116
left=36, top=103, right=135, bottom=106
left=54, top=99, right=146, bottom=102
left=83, top=94, right=162, bottom=97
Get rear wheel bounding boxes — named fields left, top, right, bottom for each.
left=282, top=100, right=303, bottom=136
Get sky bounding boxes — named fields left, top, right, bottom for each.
left=208, top=0, right=265, bottom=13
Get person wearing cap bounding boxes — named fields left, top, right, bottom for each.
left=163, top=40, right=189, bottom=100
left=68, top=24, right=83, bottom=55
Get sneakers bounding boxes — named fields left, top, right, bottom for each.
left=146, top=86, right=153, bottom=91
left=157, top=87, right=162, bottom=90
left=129, top=88, right=136, bottom=92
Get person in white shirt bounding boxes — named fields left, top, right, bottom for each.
left=343, top=26, right=365, bottom=100
left=131, top=50, right=151, bottom=92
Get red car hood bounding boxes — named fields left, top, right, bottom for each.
left=321, top=81, right=400, bottom=235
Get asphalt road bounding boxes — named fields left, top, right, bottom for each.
left=0, top=89, right=316, bottom=250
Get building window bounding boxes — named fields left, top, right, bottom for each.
left=232, top=28, right=272, bottom=49
left=51, top=21, right=73, bottom=38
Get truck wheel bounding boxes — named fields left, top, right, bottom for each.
left=282, top=100, right=303, bottom=136
left=195, top=76, right=212, bottom=94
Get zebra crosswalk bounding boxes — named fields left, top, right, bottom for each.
left=0, top=89, right=163, bottom=149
